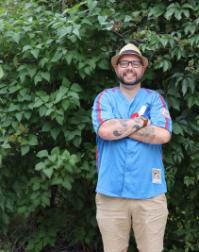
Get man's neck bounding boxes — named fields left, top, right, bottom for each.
left=119, top=83, right=141, bottom=100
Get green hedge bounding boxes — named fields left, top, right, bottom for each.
left=0, top=0, right=198, bottom=251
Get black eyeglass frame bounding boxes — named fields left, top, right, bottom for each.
left=117, top=60, right=143, bottom=68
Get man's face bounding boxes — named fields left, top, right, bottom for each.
left=114, top=54, right=146, bottom=86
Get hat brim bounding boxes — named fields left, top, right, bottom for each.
left=111, top=52, right=148, bottom=68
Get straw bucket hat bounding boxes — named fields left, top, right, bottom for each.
left=111, top=43, right=148, bottom=68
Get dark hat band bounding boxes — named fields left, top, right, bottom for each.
left=120, top=50, right=141, bottom=56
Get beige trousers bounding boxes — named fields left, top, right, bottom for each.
left=96, top=193, right=168, bottom=252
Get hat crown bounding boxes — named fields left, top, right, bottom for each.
left=119, top=43, right=141, bottom=55
left=111, top=43, right=148, bottom=68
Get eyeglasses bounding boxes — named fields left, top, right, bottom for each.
left=118, top=60, right=143, bottom=68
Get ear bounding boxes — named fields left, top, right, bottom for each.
left=142, top=65, right=147, bottom=73
left=113, top=64, right=119, bottom=74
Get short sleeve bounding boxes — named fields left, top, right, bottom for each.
left=92, top=90, right=115, bottom=133
left=150, top=93, right=172, bottom=133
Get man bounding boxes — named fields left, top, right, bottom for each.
left=92, top=43, right=172, bottom=252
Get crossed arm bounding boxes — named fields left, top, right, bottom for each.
left=98, top=117, right=171, bottom=144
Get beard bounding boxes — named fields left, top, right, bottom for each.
left=116, top=70, right=143, bottom=86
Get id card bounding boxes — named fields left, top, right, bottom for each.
left=152, top=168, right=161, bottom=184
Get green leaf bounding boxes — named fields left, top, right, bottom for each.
left=73, top=25, right=81, bottom=39
left=87, top=0, right=97, bottom=11
left=34, top=73, right=42, bottom=85
left=182, top=81, right=188, bottom=96
left=173, top=122, right=184, bottom=135
left=16, top=112, right=23, bottom=122
left=0, top=65, right=4, bottom=79
left=51, top=51, right=62, bottom=63
left=70, top=83, right=82, bottom=93
left=50, top=128, right=60, bottom=140
left=187, top=95, right=199, bottom=108
left=61, top=100, right=70, bottom=111
left=184, top=176, right=195, bottom=186
left=33, top=181, right=41, bottom=191
left=2, top=142, right=11, bottom=149
left=73, top=137, right=81, bottom=148
left=169, top=97, right=180, bottom=111
left=28, top=135, right=38, bottom=146
left=65, top=51, right=74, bottom=64
left=0, top=19, right=5, bottom=31
left=30, top=49, right=39, bottom=59
left=98, top=16, right=108, bottom=26
left=37, top=150, right=48, bottom=158
left=69, top=154, right=79, bottom=166
left=55, top=115, right=64, bottom=125
left=175, top=11, right=182, bottom=20
left=45, top=107, right=53, bottom=116
left=62, top=178, right=72, bottom=190
left=98, top=59, right=109, bottom=70
left=164, top=8, right=174, bottom=20
left=57, top=26, right=73, bottom=39
left=51, top=177, right=63, bottom=185
left=39, top=106, right=47, bottom=117
left=67, top=2, right=86, bottom=14
left=182, top=9, right=190, bottom=18
left=42, top=123, right=51, bottom=132
left=35, top=162, right=45, bottom=171
left=41, top=195, right=50, bottom=207
left=22, top=45, right=32, bottom=52
left=9, top=84, right=21, bottom=94
left=148, top=4, right=165, bottom=18
left=40, top=72, right=50, bottom=82
left=124, top=15, right=132, bottom=22
left=12, top=32, right=21, bottom=44
left=27, top=67, right=37, bottom=78
left=54, top=88, right=66, bottom=104
left=39, top=57, right=49, bottom=67
left=21, top=145, right=30, bottom=156
left=34, top=98, right=44, bottom=108
left=18, top=206, right=28, bottom=214
left=51, top=147, right=60, bottom=156
left=43, top=168, right=53, bottom=178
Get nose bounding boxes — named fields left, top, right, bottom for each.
left=127, top=62, right=134, bottom=70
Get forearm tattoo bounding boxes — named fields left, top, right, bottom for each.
left=113, top=120, right=128, bottom=137
left=135, top=126, right=155, bottom=139
left=112, top=119, right=142, bottom=138
left=113, top=130, right=123, bottom=137
left=132, top=124, right=142, bottom=131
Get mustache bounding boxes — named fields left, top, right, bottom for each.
left=124, top=69, right=134, bottom=74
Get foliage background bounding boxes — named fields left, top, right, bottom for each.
left=0, top=0, right=198, bottom=251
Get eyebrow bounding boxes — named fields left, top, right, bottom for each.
left=118, top=60, right=142, bottom=64
left=119, top=60, right=142, bottom=63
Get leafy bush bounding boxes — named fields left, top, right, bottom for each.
left=0, top=0, right=198, bottom=251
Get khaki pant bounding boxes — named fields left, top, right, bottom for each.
left=96, top=193, right=168, bottom=252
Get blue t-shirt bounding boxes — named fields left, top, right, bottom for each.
left=92, top=87, right=172, bottom=199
